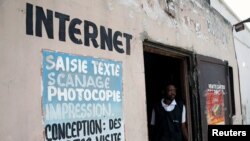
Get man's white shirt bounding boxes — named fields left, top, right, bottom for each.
left=151, top=99, right=186, bottom=125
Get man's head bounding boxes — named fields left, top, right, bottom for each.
left=164, top=84, right=177, bottom=101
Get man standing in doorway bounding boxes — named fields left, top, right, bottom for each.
left=151, top=84, right=188, bottom=141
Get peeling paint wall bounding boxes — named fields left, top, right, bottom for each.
left=0, top=0, right=240, bottom=140
left=142, top=0, right=234, bottom=58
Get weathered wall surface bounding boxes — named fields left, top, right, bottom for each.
left=0, top=0, right=240, bottom=140
left=235, top=37, right=250, bottom=124
left=211, top=0, right=247, bottom=124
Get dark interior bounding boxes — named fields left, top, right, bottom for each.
left=143, top=51, right=184, bottom=140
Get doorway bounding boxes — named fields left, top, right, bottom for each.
left=143, top=42, right=193, bottom=141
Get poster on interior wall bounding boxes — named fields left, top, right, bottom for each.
left=206, top=84, right=225, bottom=125
left=42, top=50, right=123, bottom=141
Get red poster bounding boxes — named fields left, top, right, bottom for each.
left=206, top=89, right=225, bottom=125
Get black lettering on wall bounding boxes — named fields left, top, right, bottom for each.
left=36, top=6, right=54, bottom=39
left=55, top=12, right=70, bottom=41
left=100, top=26, right=113, bottom=51
left=45, top=125, right=52, bottom=140
left=96, top=132, right=122, bottom=141
left=123, top=33, right=132, bottom=55
left=72, top=122, right=77, bottom=138
left=113, top=31, right=124, bottom=54
left=72, top=138, right=91, bottom=141
left=26, top=3, right=33, bottom=35
left=109, top=118, right=122, bottom=130
left=57, top=123, right=66, bottom=140
left=84, top=20, right=99, bottom=48
left=117, top=132, right=121, bottom=141
left=76, top=121, right=82, bottom=137
left=66, top=122, right=72, bottom=139
left=52, top=124, right=58, bottom=140
left=69, top=18, right=83, bottom=44
left=26, top=3, right=133, bottom=55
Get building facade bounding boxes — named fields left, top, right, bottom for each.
left=0, top=0, right=242, bottom=141
left=211, top=0, right=250, bottom=125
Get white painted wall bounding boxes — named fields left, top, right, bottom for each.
left=0, top=0, right=241, bottom=140
left=211, top=0, right=250, bottom=124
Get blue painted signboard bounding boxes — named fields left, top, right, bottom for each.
left=42, top=50, right=123, bottom=141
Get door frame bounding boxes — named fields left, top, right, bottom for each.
left=143, top=41, right=202, bottom=141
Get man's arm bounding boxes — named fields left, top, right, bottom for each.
left=181, top=105, right=188, bottom=141
left=150, top=109, right=157, bottom=141
left=181, top=123, right=188, bottom=141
